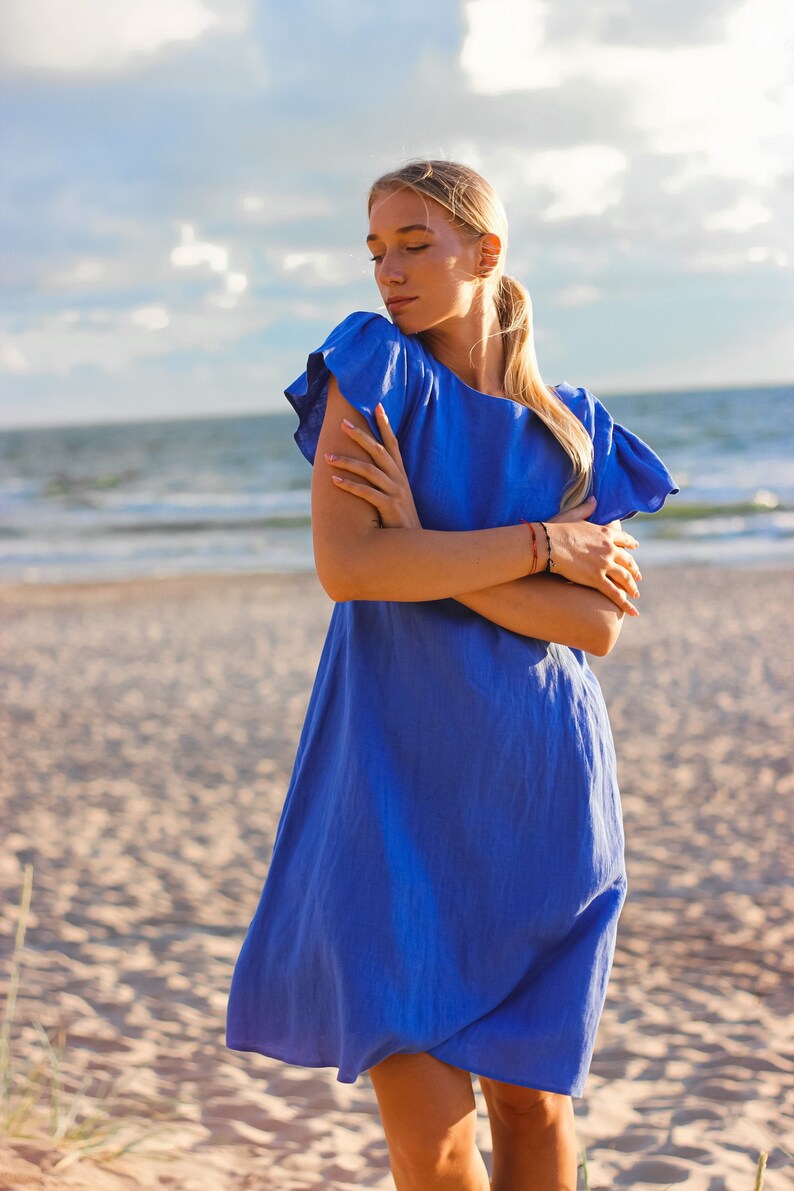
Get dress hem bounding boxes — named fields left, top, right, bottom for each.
left=225, top=1037, right=585, bottom=1098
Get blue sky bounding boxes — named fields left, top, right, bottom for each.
left=1, top=0, right=791, bottom=428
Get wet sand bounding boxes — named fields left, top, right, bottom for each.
left=0, top=565, right=791, bottom=1189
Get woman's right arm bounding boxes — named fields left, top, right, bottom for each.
left=313, top=375, right=639, bottom=614
left=453, top=574, right=625, bottom=656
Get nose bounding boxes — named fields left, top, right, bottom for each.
left=378, top=249, right=405, bottom=286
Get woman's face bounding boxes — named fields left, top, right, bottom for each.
left=366, top=187, right=484, bottom=335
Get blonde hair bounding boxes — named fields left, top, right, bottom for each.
left=367, top=159, right=593, bottom=511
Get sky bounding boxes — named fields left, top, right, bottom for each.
left=0, top=0, right=792, bottom=428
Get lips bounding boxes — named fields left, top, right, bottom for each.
left=387, top=297, right=416, bottom=313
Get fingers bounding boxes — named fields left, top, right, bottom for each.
left=609, top=562, right=640, bottom=600
left=609, top=520, right=640, bottom=551
left=374, top=401, right=399, bottom=446
left=329, top=471, right=390, bottom=513
left=601, top=577, right=640, bottom=617
left=571, top=496, right=596, bottom=522
left=548, top=495, right=597, bottom=524
left=338, top=405, right=403, bottom=467
left=599, top=524, right=641, bottom=611
left=620, top=548, right=642, bottom=582
left=324, top=451, right=393, bottom=494
left=326, top=406, right=406, bottom=488
left=608, top=521, right=642, bottom=591
left=603, top=546, right=642, bottom=600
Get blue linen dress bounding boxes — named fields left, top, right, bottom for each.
left=226, top=311, right=679, bottom=1097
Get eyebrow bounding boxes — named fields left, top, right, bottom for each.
left=366, top=224, right=435, bottom=243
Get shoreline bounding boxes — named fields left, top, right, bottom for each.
left=0, top=567, right=321, bottom=609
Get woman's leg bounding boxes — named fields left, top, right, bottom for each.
left=478, top=1076, right=577, bottom=1191
left=368, top=1052, right=491, bottom=1190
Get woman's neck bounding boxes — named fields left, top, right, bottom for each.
left=418, top=302, right=506, bottom=398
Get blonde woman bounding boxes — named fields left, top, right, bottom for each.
left=227, top=160, right=678, bottom=1190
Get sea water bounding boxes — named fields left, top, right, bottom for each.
left=1, top=383, right=792, bottom=583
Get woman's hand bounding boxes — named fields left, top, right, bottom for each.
left=546, top=495, right=642, bottom=616
left=322, top=403, right=422, bottom=529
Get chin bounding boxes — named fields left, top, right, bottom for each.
left=387, top=309, right=423, bottom=335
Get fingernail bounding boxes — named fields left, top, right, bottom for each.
left=331, top=475, right=344, bottom=483
left=324, top=452, right=336, bottom=461
left=342, top=418, right=354, bottom=428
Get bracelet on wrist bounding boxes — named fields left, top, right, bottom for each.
left=518, top=519, right=538, bottom=575
left=537, top=521, right=555, bottom=572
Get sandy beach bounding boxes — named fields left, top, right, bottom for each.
left=0, top=564, right=791, bottom=1190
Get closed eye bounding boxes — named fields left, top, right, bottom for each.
left=369, top=245, right=430, bottom=263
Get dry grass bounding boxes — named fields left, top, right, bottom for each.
left=1, top=865, right=185, bottom=1174
left=576, top=1145, right=769, bottom=1190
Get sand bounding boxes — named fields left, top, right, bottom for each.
left=0, top=565, right=791, bottom=1190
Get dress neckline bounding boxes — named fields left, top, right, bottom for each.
left=415, top=334, right=564, bottom=410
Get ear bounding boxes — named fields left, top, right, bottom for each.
left=477, top=232, right=502, bottom=278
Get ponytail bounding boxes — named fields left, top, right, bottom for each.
left=495, top=275, right=593, bottom=511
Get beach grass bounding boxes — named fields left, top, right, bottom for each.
left=577, top=1144, right=769, bottom=1190
left=1, top=865, right=184, bottom=1173
left=754, top=1150, right=768, bottom=1190
left=579, top=1145, right=591, bottom=1189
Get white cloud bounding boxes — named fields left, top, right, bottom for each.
left=130, top=305, right=170, bottom=331
left=170, top=224, right=229, bottom=273
left=532, top=146, right=627, bottom=220
left=486, top=144, right=628, bottom=222
left=0, top=0, right=239, bottom=77
left=210, top=273, right=248, bottom=309
left=225, top=272, right=248, bottom=294
left=0, top=340, right=28, bottom=374
left=461, top=0, right=557, bottom=92
left=49, top=259, right=107, bottom=287
left=686, top=245, right=788, bottom=271
left=43, top=237, right=183, bottom=296
left=170, top=223, right=249, bottom=307
left=461, top=0, right=794, bottom=190
left=239, top=192, right=333, bottom=223
left=702, top=197, right=775, bottom=234
left=281, top=250, right=359, bottom=288
left=1, top=299, right=268, bottom=376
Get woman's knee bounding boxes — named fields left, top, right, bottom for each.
left=368, top=1052, right=481, bottom=1176
left=479, top=1076, right=573, bottom=1130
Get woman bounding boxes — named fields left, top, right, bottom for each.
left=227, top=159, right=678, bottom=1190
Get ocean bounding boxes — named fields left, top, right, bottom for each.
left=1, top=382, right=792, bottom=584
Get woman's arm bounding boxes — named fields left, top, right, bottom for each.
left=453, top=575, right=625, bottom=656
left=314, top=377, right=537, bottom=599
left=315, top=376, right=641, bottom=612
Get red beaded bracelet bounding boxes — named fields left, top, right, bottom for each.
left=519, top=519, right=538, bottom=576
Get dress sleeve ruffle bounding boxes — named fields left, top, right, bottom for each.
left=556, top=383, right=680, bottom=523
left=284, top=311, right=419, bottom=465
